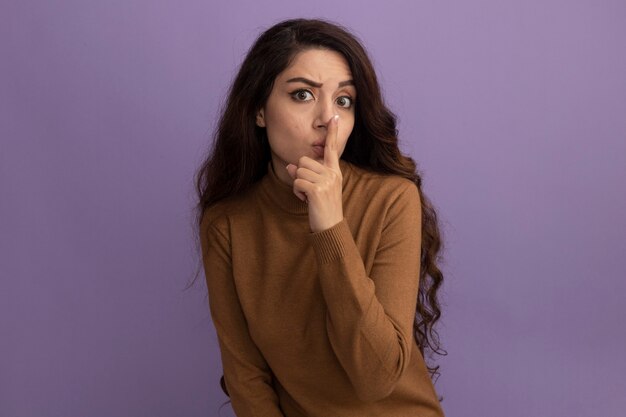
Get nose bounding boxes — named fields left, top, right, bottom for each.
left=314, top=96, right=337, bottom=129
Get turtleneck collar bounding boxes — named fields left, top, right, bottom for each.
left=258, top=159, right=352, bottom=215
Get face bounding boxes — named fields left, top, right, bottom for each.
left=255, top=48, right=357, bottom=184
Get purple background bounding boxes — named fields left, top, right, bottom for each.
left=2, top=1, right=625, bottom=416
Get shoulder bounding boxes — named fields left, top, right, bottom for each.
left=343, top=162, right=422, bottom=236
left=199, top=187, right=258, bottom=239
left=343, top=160, right=420, bottom=204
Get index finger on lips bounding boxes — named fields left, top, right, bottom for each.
left=324, top=114, right=340, bottom=170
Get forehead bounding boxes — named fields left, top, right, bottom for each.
left=279, top=48, right=353, bottom=81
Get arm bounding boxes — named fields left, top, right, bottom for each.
left=309, top=181, right=422, bottom=403
left=201, top=215, right=285, bottom=417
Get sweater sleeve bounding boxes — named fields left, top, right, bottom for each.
left=309, top=181, right=423, bottom=403
left=201, top=217, right=285, bottom=417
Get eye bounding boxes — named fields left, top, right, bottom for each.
left=336, top=96, right=354, bottom=109
left=289, top=89, right=314, bottom=102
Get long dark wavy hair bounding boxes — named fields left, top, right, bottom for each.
left=187, top=17, right=447, bottom=403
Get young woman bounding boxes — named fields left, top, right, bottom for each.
left=193, top=18, right=446, bottom=417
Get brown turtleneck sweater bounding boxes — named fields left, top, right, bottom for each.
left=200, top=158, right=445, bottom=417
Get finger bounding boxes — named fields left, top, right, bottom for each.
left=292, top=178, right=311, bottom=203
left=295, top=156, right=325, bottom=174
left=285, top=163, right=297, bottom=180
left=294, top=189, right=307, bottom=202
left=294, top=166, right=322, bottom=183
left=324, top=114, right=340, bottom=170
left=287, top=164, right=307, bottom=202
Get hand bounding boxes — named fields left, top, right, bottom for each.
left=285, top=115, right=344, bottom=233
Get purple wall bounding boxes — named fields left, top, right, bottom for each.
left=2, top=1, right=625, bottom=416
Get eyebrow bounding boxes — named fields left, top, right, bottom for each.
left=286, top=77, right=355, bottom=88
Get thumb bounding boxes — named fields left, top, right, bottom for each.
left=285, top=163, right=297, bottom=180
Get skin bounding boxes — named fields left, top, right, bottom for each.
left=255, top=48, right=357, bottom=233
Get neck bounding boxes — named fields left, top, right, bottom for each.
left=271, top=159, right=294, bottom=186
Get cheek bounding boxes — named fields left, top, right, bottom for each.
left=266, top=114, right=308, bottom=152
left=279, top=113, right=307, bottom=140
left=339, top=119, right=355, bottom=145
left=293, top=119, right=308, bottom=137
left=268, top=108, right=304, bottom=135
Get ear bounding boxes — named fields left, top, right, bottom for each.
left=255, top=108, right=266, bottom=127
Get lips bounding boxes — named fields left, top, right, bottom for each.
left=312, top=145, right=325, bottom=157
